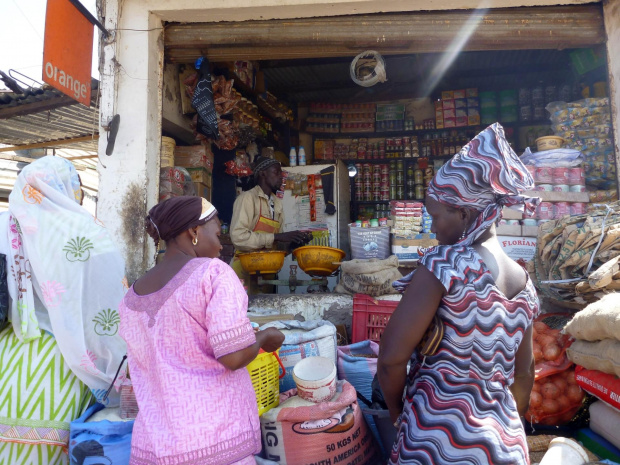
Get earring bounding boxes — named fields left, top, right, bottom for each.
left=153, top=240, right=160, bottom=262
left=192, top=236, right=198, bottom=246
left=459, top=228, right=467, bottom=241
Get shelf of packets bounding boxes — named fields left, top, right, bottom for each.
left=436, top=89, right=480, bottom=129
left=389, top=201, right=437, bottom=263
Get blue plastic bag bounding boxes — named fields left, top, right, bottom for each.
left=69, top=403, right=134, bottom=465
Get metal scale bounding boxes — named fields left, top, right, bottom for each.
left=257, top=264, right=334, bottom=293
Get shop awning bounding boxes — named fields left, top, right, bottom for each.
left=164, top=5, right=605, bottom=63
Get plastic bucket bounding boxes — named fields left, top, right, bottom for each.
left=539, top=437, right=589, bottom=465
left=161, top=136, right=176, bottom=168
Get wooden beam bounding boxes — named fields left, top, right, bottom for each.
left=0, top=134, right=99, bottom=152
left=0, top=153, right=37, bottom=163
left=165, top=5, right=605, bottom=62
left=0, top=95, right=78, bottom=120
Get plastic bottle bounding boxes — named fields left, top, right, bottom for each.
left=298, top=146, right=306, bottom=166
left=289, top=147, right=297, bottom=167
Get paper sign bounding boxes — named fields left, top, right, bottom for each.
left=498, top=236, right=537, bottom=262
left=43, top=0, right=93, bottom=106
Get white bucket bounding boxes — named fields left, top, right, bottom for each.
left=161, top=136, right=176, bottom=168
left=539, top=437, right=589, bottom=465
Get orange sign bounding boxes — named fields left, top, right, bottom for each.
left=42, top=0, right=93, bottom=107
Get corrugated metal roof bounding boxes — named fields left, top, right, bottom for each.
left=261, top=48, right=579, bottom=103
left=0, top=81, right=99, bottom=151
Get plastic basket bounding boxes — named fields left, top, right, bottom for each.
left=352, top=294, right=399, bottom=343
left=247, top=350, right=285, bottom=416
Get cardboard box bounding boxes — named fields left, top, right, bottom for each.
left=496, top=224, right=522, bottom=236
left=349, top=225, right=391, bottom=260
left=497, top=236, right=537, bottom=262
left=466, top=88, right=479, bottom=98
left=435, top=119, right=444, bottom=129
left=435, top=100, right=443, bottom=110
left=443, top=108, right=456, bottom=119
left=442, top=99, right=455, bottom=110
left=454, top=98, right=467, bottom=109
left=444, top=117, right=456, bottom=128
left=455, top=108, right=467, bottom=118
left=193, top=182, right=212, bottom=201
left=522, top=225, right=539, bottom=237
left=455, top=116, right=468, bottom=127
left=175, top=145, right=214, bottom=172
left=441, top=91, right=454, bottom=100
left=391, top=233, right=438, bottom=262
left=186, top=167, right=212, bottom=186
left=502, top=208, right=523, bottom=220
left=453, top=89, right=466, bottom=99
left=467, top=97, right=480, bottom=108
left=468, top=115, right=481, bottom=126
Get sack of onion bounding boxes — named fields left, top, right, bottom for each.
left=526, top=316, right=586, bottom=426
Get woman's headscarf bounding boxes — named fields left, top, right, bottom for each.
left=0, top=156, right=127, bottom=405
left=147, top=196, right=217, bottom=242
left=427, top=122, right=540, bottom=246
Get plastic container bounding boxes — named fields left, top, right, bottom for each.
left=247, top=350, right=285, bottom=416
left=292, top=356, right=337, bottom=403
left=352, top=294, right=399, bottom=343
left=161, top=136, right=176, bottom=168
left=289, top=147, right=297, bottom=167
left=298, top=146, right=307, bottom=166
left=536, top=136, right=564, bottom=151
left=539, top=437, right=589, bottom=465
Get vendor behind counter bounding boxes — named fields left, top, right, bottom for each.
left=230, top=156, right=311, bottom=293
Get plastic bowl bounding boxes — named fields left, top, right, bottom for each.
left=237, top=250, right=286, bottom=275
left=293, top=356, right=337, bottom=403
left=536, top=136, right=564, bottom=152
left=292, top=246, right=346, bottom=277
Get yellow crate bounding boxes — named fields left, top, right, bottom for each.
left=247, top=350, right=282, bottom=416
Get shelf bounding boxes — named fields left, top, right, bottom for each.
left=341, top=155, right=453, bottom=163
left=354, top=200, right=391, bottom=204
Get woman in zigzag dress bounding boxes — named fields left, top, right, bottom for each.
left=378, top=123, right=541, bottom=465
left=0, top=156, right=127, bottom=464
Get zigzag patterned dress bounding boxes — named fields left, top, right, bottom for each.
left=390, top=245, right=539, bottom=465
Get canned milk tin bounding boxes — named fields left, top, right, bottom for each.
left=552, top=167, right=569, bottom=185
left=570, top=203, right=586, bottom=215
left=567, top=167, right=585, bottom=185
left=522, top=219, right=538, bottom=227
left=536, top=167, right=553, bottom=184
left=553, top=184, right=569, bottom=193
left=569, top=184, right=586, bottom=193
left=536, top=184, right=554, bottom=192
left=536, top=202, right=554, bottom=220
left=526, top=165, right=537, bottom=180
left=554, top=202, right=570, bottom=218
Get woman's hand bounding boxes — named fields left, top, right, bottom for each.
left=257, top=327, right=285, bottom=353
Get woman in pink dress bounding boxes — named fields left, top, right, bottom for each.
left=119, top=196, right=284, bottom=465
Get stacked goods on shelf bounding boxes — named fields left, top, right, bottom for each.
left=563, top=294, right=620, bottom=452
left=159, top=166, right=195, bottom=202
left=306, top=112, right=340, bottom=133
left=341, top=103, right=376, bottom=133
left=548, top=98, right=616, bottom=190
left=499, top=89, right=518, bottom=123
left=528, top=202, right=620, bottom=304
left=525, top=314, right=585, bottom=427
left=376, top=103, right=405, bottom=132
left=436, top=89, right=479, bottom=129
left=174, top=144, right=215, bottom=201
left=531, top=163, right=588, bottom=225
left=480, top=91, right=498, bottom=125
left=353, top=163, right=390, bottom=203
left=390, top=201, right=424, bottom=237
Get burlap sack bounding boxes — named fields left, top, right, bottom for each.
left=567, top=338, right=620, bottom=377
left=563, top=293, right=620, bottom=341
left=336, top=256, right=402, bottom=296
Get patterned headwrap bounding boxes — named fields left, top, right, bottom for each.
left=253, top=156, right=280, bottom=180
left=427, top=123, right=540, bottom=247
left=147, top=196, right=217, bottom=241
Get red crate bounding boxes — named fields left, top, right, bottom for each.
left=352, top=294, right=400, bottom=343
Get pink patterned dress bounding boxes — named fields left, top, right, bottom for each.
left=119, top=258, right=261, bottom=465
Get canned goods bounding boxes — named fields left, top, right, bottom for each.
left=567, top=167, right=585, bottom=185
left=536, top=202, right=554, bottom=220
left=570, top=184, right=586, bottom=193
left=396, top=186, right=404, bottom=199
left=554, top=202, right=569, bottom=218
left=373, top=182, right=382, bottom=190
left=570, top=203, right=586, bottom=215
left=361, top=220, right=370, bottom=228
left=373, top=164, right=382, bottom=173
left=415, top=185, right=425, bottom=200
left=363, top=172, right=371, bottom=182
left=363, top=184, right=372, bottom=193
left=406, top=179, right=414, bottom=188
left=552, top=167, right=569, bottom=185
left=381, top=165, right=389, bottom=175
left=504, top=220, right=520, bottom=226
left=390, top=186, right=397, bottom=199
left=379, top=217, right=388, bottom=226
left=381, top=191, right=390, bottom=201
left=526, top=165, right=537, bottom=180
left=522, top=219, right=538, bottom=227
left=355, top=191, right=362, bottom=201
left=364, top=191, right=373, bottom=201
left=535, top=184, right=554, bottom=192
left=373, top=192, right=381, bottom=201
left=363, top=164, right=372, bottom=174
left=396, top=160, right=404, bottom=171
left=354, top=220, right=362, bottom=227
left=536, top=167, right=553, bottom=184
left=373, top=173, right=381, bottom=183
left=381, top=173, right=389, bottom=183
left=414, top=170, right=424, bottom=185
left=396, top=172, right=404, bottom=185
left=552, top=184, right=570, bottom=193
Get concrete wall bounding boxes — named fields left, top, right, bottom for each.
left=98, top=0, right=614, bottom=278
left=604, top=0, right=620, bottom=186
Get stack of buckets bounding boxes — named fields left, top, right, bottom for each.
left=161, top=136, right=176, bottom=168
